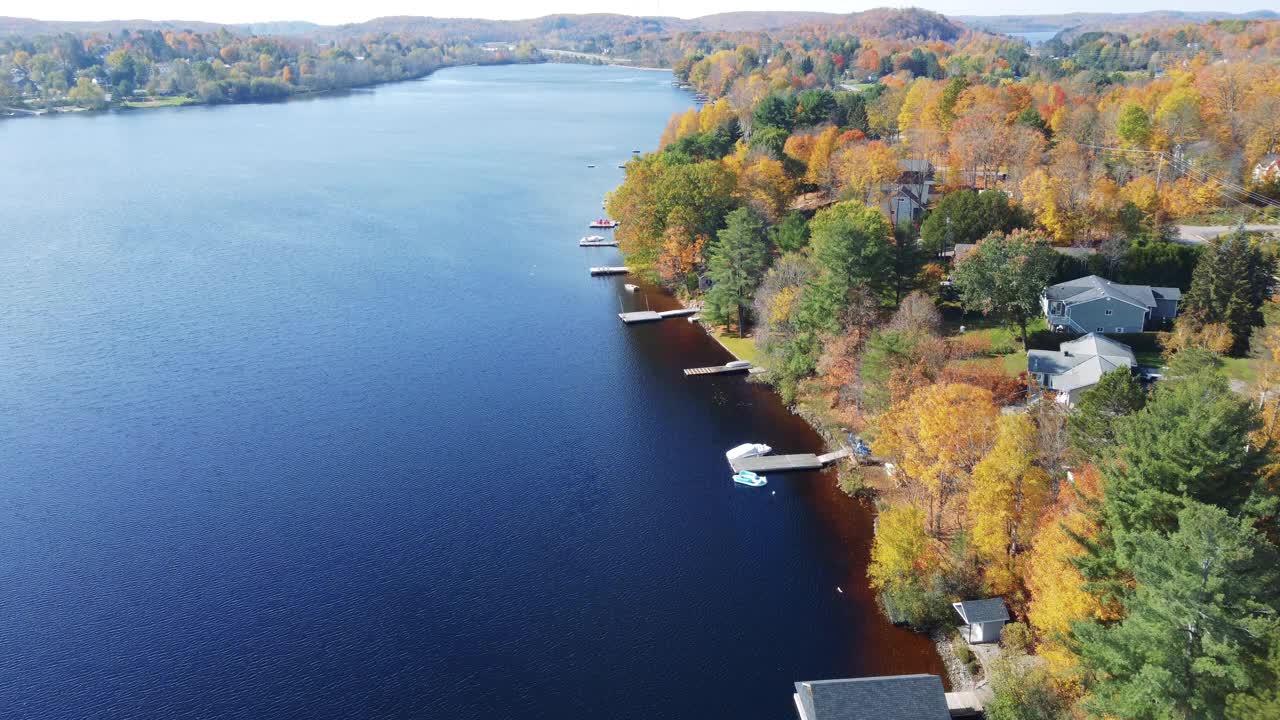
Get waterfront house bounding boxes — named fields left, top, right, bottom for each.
left=1042, top=275, right=1181, bottom=334
left=953, top=598, right=1010, bottom=644
left=1253, top=154, right=1280, bottom=186
left=1027, top=333, right=1136, bottom=406
left=793, top=675, right=950, bottom=720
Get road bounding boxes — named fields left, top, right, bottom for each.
left=1174, top=224, right=1280, bottom=245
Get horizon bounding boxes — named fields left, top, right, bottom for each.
left=10, top=3, right=1277, bottom=28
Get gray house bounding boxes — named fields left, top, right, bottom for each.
left=793, top=675, right=950, bottom=720
left=1028, top=333, right=1136, bottom=406
left=953, top=598, right=1011, bottom=644
left=1042, top=275, right=1181, bottom=334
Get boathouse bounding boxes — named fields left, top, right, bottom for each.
left=953, top=598, right=1010, bottom=644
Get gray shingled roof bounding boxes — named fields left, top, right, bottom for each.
left=1028, top=333, right=1136, bottom=393
left=794, top=675, right=950, bottom=720
left=954, top=598, right=1010, bottom=625
left=1044, top=274, right=1181, bottom=308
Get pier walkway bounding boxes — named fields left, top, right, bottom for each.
left=684, top=362, right=752, bottom=376
left=729, top=447, right=851, bottom=474
left=618, top=308, right=698, bottom=324
left=590, top=266, right=629, bottom=275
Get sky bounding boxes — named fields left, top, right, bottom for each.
left=19, top=0, right=1272, bottom=26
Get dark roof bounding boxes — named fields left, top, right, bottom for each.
left=794, top=675, right=950, bottom=720
left=1044, top=275, right=1181, bottom=307
left=954, top=598, right=1010, bottom=625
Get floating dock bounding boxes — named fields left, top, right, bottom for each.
left=580, top=239, right=619, bottom=247
left=729, top=447, right=852, bottom=474
left=684, top=362, right=752, bottom=376
left=590, top=266, right=630, bottom=276
left=618, top=308, right=698, bottom=325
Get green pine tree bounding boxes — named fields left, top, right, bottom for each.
left=1075, top=502, right=1280, bottom=720
left=703, top=208, right=770, bottom=337
left=1068, top=367, right=1147, bottom=459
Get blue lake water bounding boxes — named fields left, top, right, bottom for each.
left=0, top=63, right=941, bottom=719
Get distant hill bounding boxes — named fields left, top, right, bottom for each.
left=0, top=9, right=954, bottom=43
left=957, top=9, right=1279, bottom=34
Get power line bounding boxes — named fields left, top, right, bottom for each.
left=1080, top=142, right=1280, bottom=209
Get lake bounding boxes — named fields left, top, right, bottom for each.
left=0, top=63, right=942, bottom=719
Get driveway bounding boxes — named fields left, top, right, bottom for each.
left=1174, top=224, right=1280, bottom=245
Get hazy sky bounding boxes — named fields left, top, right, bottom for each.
left=22, top=0, right=1272, bottom=26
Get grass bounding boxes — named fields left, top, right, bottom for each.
left=713, top=331, right=762, bottom=366
left=1223, top=357, right=1258, bottom=383
left=121, top=96, right=197, bottom=109
left=942, top=315, right=1046, bottom=377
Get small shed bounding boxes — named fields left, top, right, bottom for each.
left=953, top=598, right=1009, bottom=644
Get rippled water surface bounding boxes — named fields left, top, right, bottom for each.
left=0, top=63, right=941, bottom=719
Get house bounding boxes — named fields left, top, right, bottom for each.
left=1027, top=333, right=1136, bottom=406
left=1255, top=154, right=1280, bottom=186
left=1042, top=275, right=1181, bottom=333
left=882, top=159, right=935, bottom=226
left=953, top=598, right=1010, bottom=644
left=793, top=675, right=951, bottom=720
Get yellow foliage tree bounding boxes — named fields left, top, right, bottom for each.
left=737, top=156, right=796, bottom=223
left=876, top=383, right=1000, bottom=537
left=1024, top=466, right=1117, bottom=690
left=968, top=415, right=1053, bottom=595
left=869, top=504, right=940, bottom=593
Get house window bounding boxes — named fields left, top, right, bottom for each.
left=1105, top=309, right=1113, bottom=316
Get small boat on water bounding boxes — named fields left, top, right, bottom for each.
left=589, top=219, right=621, bottom=229
left=733, top=470, right=768, bottom=487
left=726, top=443, right=772, bottom=461
left=624, top=283, right=639, bottom=292
left=725, top=360, right=752, bottom=370
left=587, top=164, right=596, bottom=168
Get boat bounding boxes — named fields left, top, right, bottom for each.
left=589, top=219, right=621, bottom=229
left=725, top=443, right=772, bottom=461
left=624, top=283, right=639, bottom=292
left=725, top=360, right=752, bottom=370
left=587, top=164, right=596, bottom=168
left=733, top=470, right=768, bottom=487
left=582, top=235, right=606, bottom=242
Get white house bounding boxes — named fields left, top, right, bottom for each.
left=953, top=598, right=1009, bottom=644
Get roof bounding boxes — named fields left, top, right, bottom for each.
left=1044, top=275, right=1181, bottom=308
left=1028, top=333, right=1135, bottom=393
left=953, top=598, right=1010, bottom=625
left=794, top=675, right=950, bottom=720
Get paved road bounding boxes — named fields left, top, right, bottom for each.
left=1175, top=224, right=1280, bottom=244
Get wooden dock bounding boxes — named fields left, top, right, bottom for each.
left=618, top=308, right=698, bottom=325
left=590, top=266, right=630, bottom=275
left=580, top=240, right=619, bottom=247
left=729, top=447, right=852, bottom=474
left=684, top=362, right=752, bottom=376
left=619, top=311, right=663, bottom=324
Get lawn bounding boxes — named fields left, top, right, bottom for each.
left=122, top=96, right=197, bottom=109
left=713, top=331, right=762, bottom=366
left=1223, top=357, right=1258, bottom=383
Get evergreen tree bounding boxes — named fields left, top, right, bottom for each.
left=1227, top=629, right=1280, bottom=719
left=768, top=211, right=810, bottom=253
left=1067, top=367, right=1147, bottom=459
left=1075, top=502, right=1280, bottom=720
left=795, top=201, right=892, bottom=335
left=1182, top=231, right=1275, bottom=355
left=1104, top=365, right=1268, bottom=540
left=703, top=208, right=770, bottom=337
left=919, top=190, right=1031, bottom=255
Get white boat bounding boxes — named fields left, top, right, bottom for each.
left=733, top=470, right=768, bottom=487
left=624, top=284, right=639, bottom=292
left=582, top=235, right=606, bottom=243
left=726, top=443, right=772, bottom=461
left=725, top=360, right=752, bottom=369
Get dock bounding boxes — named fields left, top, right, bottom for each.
left=729, top=447, right=852, bottom=474
left=618, top=308, right=698, bottom=325
left=684, top=362, right=752, bottom=376
left=580, top=239, right=619, bottom=247
left=590, top=266, right=630, bottom=276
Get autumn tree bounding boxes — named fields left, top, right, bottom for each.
left=919, top=189, right=1032, bottom=256
left=876, top=383, right=1000, bottom=536
left=868, top=504, right=949, bottom=628
left=969, top=415, right=1053, bottom=594
left=951, top=231, right=1057, bottom=346
left=1181, top=230, right=1276, bottom=355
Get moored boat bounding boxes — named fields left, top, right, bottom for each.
left=725, top=443, right=772, bottom=461
left=733, top=470, right=767, bottom=487
left=624, top=283, right=639, bottom=292
left=589, top=218, right=621, bottom=229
